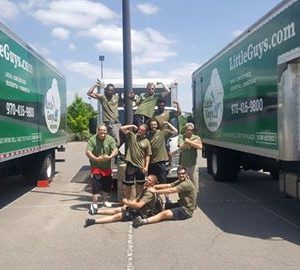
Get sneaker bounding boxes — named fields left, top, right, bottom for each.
left=104, top=201, right=112, bottom=208
left=132, top=216, right=143, bottom=228
left=84, top=218, right=95, bottom=228
left=88, top=203, right=98, bottom=215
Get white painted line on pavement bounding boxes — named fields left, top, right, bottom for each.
left=127, top=222, right=134, bottom=270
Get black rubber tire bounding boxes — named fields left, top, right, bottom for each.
left=211, top=148, right=240, bottom=182
left=270, top=169, right=279, bottom=181
left=38, top=153, right=55, bottom=180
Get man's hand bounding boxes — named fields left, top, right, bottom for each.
left=102, top=154, right=111, bottom=161
left=141, top=166, right=148, bottom=174
left=95, top=155, right=104, bottom=162
left=122, top=198, right=129, bottom=205
left=95, top=81, right=101, bottom=88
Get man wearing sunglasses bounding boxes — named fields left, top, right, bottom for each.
left=132, top=165, right=196, bottom=227
left=84, top=174, right=162, bottom=227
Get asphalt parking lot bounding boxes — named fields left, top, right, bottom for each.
left=0, top=141, right=300, bottom=270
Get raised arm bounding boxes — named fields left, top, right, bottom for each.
left=173, top=101, right=182, bottom=116
left=87, top=81, right=102, bottom=99
left=163, top=121, right=178, bottom=136
left=120, top=124, right=138, bottom=135
left=157, top=82, right=171, bottom=98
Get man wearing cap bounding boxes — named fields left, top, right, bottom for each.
left=178, top=123, right=202, bottom=192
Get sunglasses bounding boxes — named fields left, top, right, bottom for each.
left=178, top=172, right=186, bottom=175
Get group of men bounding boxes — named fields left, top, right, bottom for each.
left=84, top=80, right=202, bottom=228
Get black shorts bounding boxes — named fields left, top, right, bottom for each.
left=165, top=202, right=191, bottom=220
left=92, top=174, right=113, bottom=194
left=133, top=114, right=150, bottom=127
left=148, top=161, right=167, bottom=184
left=124, top=162, right=145, bottom=186
left=122, top=207, right=140, bottom=221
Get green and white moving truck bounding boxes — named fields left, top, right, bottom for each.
left=0, top=22, right=67, bottom=183
left=192, top=0, right=300, bottom=198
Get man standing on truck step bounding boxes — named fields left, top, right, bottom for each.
left=120, top=124, right=152, bottom=200
left=87, top=80, right=121, bottom=146
left=84, top=174, right=163, bottom=227
left=86, top=125, right=118, bottom=211
left=128, top=82, right=171, bottom=127
left=178, top=123, right=202, bottom=192
left=147, top=119, right=178, bottom=184
left=132, top=165, right=196, bottom=228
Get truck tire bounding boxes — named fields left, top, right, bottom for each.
left=270, top=169, right=279, bottom=181
left=207, top=152, right=213, bottom=174
left=38, top=153, right=55, bottom=180
left=23, top=165, right=38, bottom=185
left=211, top=149, right=239, bottom=182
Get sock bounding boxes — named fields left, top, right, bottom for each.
left=143, top=218, right=149, bottom=225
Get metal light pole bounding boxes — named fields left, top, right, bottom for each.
left=122, top=0, right=133, bottom=125
left=97, top=55, right=105, bottom=126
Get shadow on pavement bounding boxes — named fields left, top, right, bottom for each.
left=0, top=176, right=34, bottom=209
left=197, top=167, right=300, bottom=245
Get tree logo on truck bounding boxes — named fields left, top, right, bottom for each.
left=44, top=78, right=61, bottom=134
left=203, top=68, right=224, bottom=132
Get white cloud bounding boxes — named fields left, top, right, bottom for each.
left=32, top=0, right=118, bottom=29
left=231, top=26, right=248, bottom=38
left=0, top=0, right=20, bottom=19
left=63, top=60, right=123, bottom=80
left=52, top=27, right=70, bottom=40
left=30, top=43, right=50, bottom=57
left=69, top=43, right=77, bottom=51
left=137, top=3, right=159, bottom=15
left=80, top=25, right=176, bottom=65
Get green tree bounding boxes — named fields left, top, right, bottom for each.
left=178, top=112, right=193, bottom=133
left=67, top=94, right=96, bottom=140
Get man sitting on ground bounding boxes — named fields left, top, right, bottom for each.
left=132, top=165, right=196, bottom=228
left=84, top=175, right=162, bottom=227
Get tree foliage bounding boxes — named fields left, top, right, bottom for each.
left=67, top=95, right=96, bottom=140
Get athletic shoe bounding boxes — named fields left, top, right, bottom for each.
left=132, top=216, right=143, bottom=228
left=89, top=203, right=98, bottom=215
left=84, top=218, right=95, bottom=228
left=104, top=201, right=112, bottom=208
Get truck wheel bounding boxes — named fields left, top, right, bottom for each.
left=211, top=149, right=239, bottom=182
left=38, top=153, right=55, bottom=180
left=207, top=153, right=212, bottom=174
left=23, top=165, right=38, bottom=185
left=211, top=150, right=226, bottom=181
left=270, top=169, right=279, bottom=181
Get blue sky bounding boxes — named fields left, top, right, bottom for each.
left=0, top=0, right=282, bottom=112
